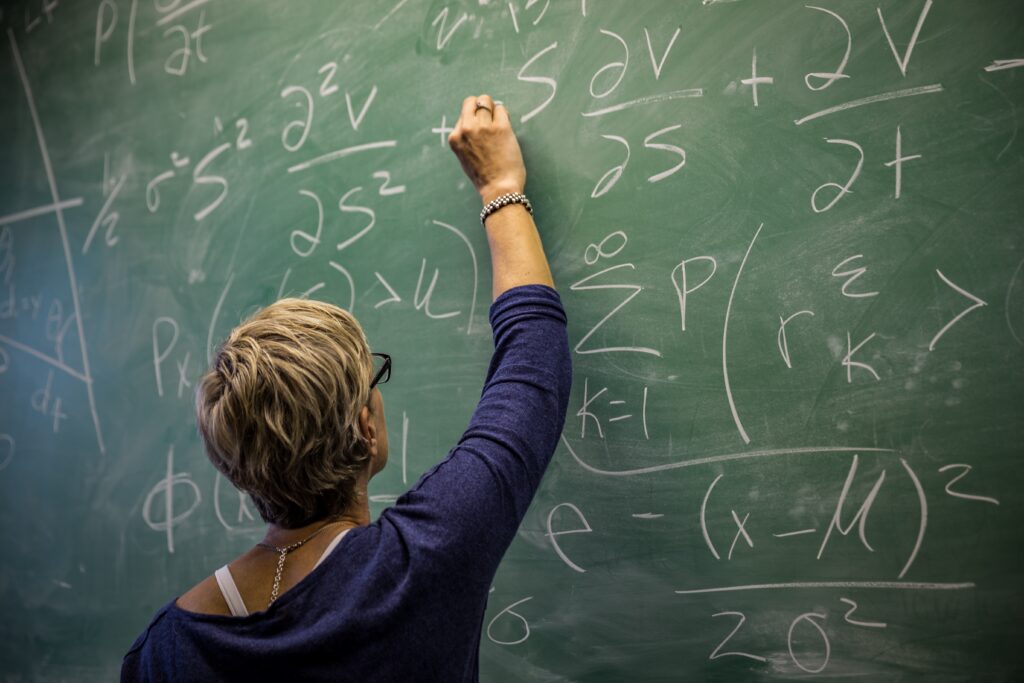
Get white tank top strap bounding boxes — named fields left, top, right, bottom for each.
left=314, top=528, right=352, bottom=569
left=213, top=528, right=351, bottom=616
left=214, top=565, right=249, bottom=617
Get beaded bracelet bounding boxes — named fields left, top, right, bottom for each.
left=480, top=192, right=533, bottom=226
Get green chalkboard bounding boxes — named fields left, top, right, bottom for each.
left=1, top=0, right=1022, bottom=679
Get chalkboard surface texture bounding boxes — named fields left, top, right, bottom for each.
left=1, top=0, right=1022, bottom=680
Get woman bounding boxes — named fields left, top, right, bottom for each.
left=121, top=94, right=572, bottom=682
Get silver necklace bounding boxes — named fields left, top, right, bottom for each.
left=257, top=522, right=336, bottom=608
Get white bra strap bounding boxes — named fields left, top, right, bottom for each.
left=314, top=528, right=352, bottom=569
left=214, top=565, right=249, bottom=617
left=212, top=531, right=350, bottom=616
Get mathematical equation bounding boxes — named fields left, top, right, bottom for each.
left=0, top=0, right=1020, bottom=678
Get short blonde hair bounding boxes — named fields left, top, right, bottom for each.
left=196, top=298, right=374, bottom=528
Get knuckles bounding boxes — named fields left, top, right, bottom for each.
left=448, top=99, right=517, bottom=153
left=447, top=128, right=463, bottom=147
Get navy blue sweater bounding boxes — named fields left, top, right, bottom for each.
left=121, top=285, right=572, bottom=682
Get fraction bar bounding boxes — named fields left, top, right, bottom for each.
left=794, top=84, right=944, bottom=126
left=676, top=581, right=975, bottom=595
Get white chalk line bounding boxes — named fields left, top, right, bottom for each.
left=794, top=84, right=944, bottom=126
left=560, top=435, right=895, bottom=477
left=207, top=272, right=235, bottom=365
left=0, top=198, right=84, bottom=226
left=287, top=140, right=397, bottom=173
left=722, top=223, right=762, bottom=445
left=9, top=29, right=105, bottom=454
left=984, top=59, right=1024, bottom=73
left=0, top=334, right=89, bottom=383
left=155, top=0, right=209, bottom=27
left=374, top=0, right=411, bottom=31
left=582, top=89, right=704, bottom=118
left=1006, top=259, right=1024, bottom=346
left=773, top=528, right=817, bottom=538
left=676, top=581, right=975, bottom=595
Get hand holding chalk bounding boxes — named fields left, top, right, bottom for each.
left=447, top=94, right=527, bottom=206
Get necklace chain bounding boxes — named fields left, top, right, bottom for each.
left=257, top=522, right=337, bottom=608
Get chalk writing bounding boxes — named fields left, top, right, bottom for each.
left=546, top=503, right=592, bottom=573
left=486, top=596, right=534, bottom=646
left=142, top=446, right=201, bottom=554
left=929, top=270, right=988, bottom=351
left=811, top=138, right=863, bottom=212
left=3, top=4, right=1020, bottom=678
left=517, top=42, right=558, bottom=123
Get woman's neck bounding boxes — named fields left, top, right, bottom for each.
left=261, top=483, right=371, bottom=548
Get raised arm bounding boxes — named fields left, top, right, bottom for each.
left=448, top=94, right=554, bottom=299
left=378, top=95, right=571, bottom=586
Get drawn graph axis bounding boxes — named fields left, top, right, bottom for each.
left=5, top=29, right=106, bottom=454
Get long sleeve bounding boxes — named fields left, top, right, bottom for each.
left=379, top=284, right=572, bottom=584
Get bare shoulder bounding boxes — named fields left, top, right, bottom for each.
left=175, top=575, right=232, bottom=616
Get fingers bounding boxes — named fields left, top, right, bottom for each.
left=459, top=96, right=477, bottom=125
left=449, top=96, right=474, bottom=148
left=474, top=94, right=495, bottom=120
left=449, top=94, right=513, bottom=149
left=493, top=102, right=511, bottom=127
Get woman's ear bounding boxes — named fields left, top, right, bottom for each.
left=359, top=405, right=378, bottom=454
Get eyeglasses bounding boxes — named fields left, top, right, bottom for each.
left=370, top=353, right=391, bottom=389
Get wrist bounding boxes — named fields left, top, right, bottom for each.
left=480, top=191, right=533, bottom=226
left=479, top=183, right=524, bottom=206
